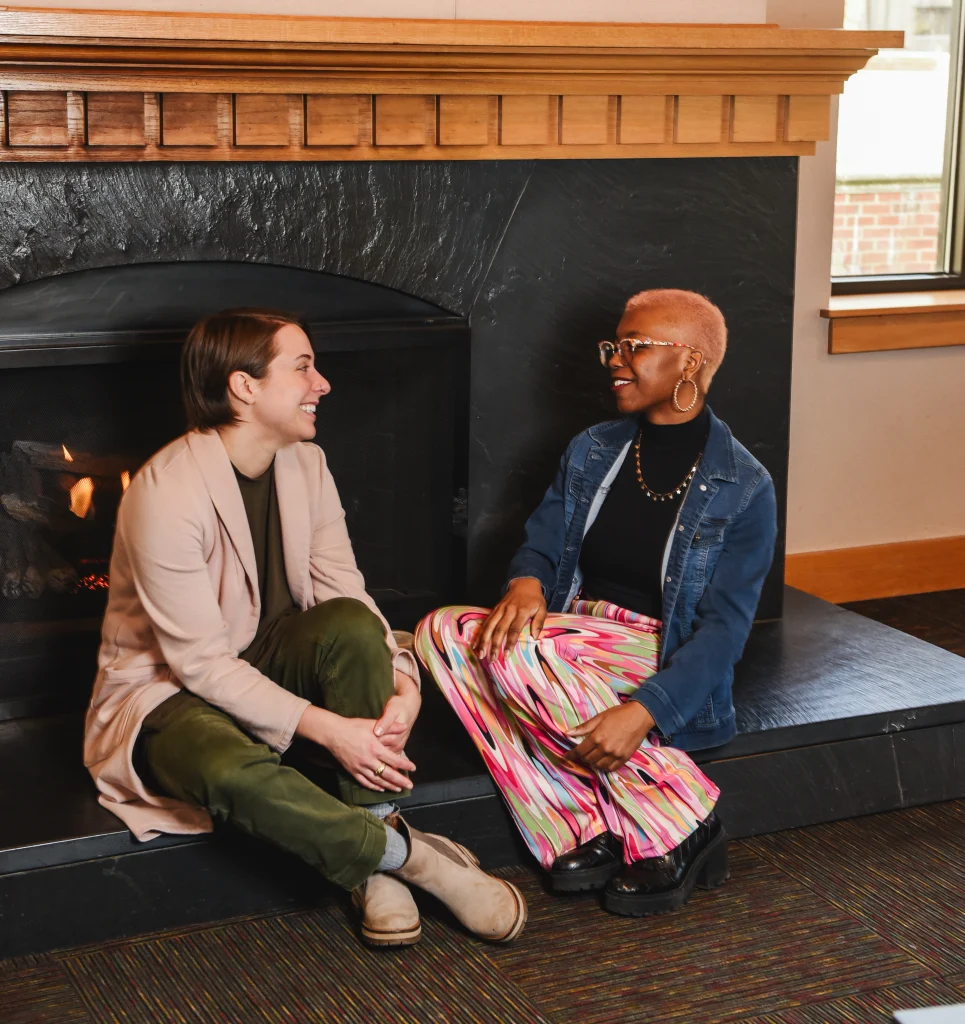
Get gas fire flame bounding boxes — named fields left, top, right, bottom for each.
left=120, top=470, right=130, bottom=492
left=62, top=445, right=73, bottom=463
left=69, top=477, right=95, bottom=519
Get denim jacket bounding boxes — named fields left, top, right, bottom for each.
left=505, top=408, right=777, bottom=751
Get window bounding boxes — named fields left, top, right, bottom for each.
left=832, top=0, right=965, bottom=291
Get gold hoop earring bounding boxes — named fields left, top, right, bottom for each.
left=672, top=377, right=699, bottom=413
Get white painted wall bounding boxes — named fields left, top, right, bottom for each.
left=0, top=0, right=767, bottom=19
left=6, top=0, right=959, bottom=553
left=770, top=0, right=965, bottom=553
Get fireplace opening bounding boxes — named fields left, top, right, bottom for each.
left=0, top=263, right=469, bottom=719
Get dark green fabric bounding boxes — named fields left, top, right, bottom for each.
left=139, top=598, right=403, bottom=891
left=234, top=460, right=299, bottom=665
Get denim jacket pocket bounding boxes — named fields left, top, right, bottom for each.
left=691, top=517, right=728, bottom=547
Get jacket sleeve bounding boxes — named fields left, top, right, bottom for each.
left=504, top=440, right=575, bottom=600
left=630, top=472, right=778, bottom=736
left=120, top=472, right=310, bottom=754
left=307, top=448, right=419, bottom=687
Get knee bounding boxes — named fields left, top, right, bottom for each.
left=417, top=606, right=487, bottom=651
left=305, top=598, right=384, bottom=644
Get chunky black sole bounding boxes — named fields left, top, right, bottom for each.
left=548, top=859, right=623, bottom=893
left=601, top=827, right=729, bottom=917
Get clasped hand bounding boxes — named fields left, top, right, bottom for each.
left=296, top=673, right=421, bottom=794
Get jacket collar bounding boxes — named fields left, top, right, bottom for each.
left=186, top=429, right=258, bottom=594
left=184, top=430, right=311, bottom=609
left=586, top=406, right=738, bottom=484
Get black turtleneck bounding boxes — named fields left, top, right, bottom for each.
left=579, top=406, right=710, bottom=619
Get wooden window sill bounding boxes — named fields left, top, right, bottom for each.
left=821, top=290, right=965, bottom=354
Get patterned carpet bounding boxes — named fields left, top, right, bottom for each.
left=6, top=592, right=965, bottom=1024
left=3, top=799, right=965, bottom=1024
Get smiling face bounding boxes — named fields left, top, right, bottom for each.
left=607, top=304, right=704, bottom=420
left=235, top=323, right=331, bottom=446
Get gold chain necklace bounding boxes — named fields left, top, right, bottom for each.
left=633, top=431, right=702, bottom=502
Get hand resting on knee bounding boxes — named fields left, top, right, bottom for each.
left=295, top=705, right=416, bottom=794
left=474, top=577, right=547, bottom=660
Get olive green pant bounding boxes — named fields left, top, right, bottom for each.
left=138, top=598, right=405, bottom=891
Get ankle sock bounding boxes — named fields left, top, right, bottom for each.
left=376, top=821, right=409, bottom=872
left=368, top=802, right=396, bottom=820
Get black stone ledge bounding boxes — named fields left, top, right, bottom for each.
left=0, top=778, right=499, bottom=876
left=696, top=588, right=965, bottom=762
left=3, top=587, right=965, bottom=879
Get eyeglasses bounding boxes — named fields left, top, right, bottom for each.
left=597, top=337, right=691, bottom=366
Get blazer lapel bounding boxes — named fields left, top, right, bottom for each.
left=274, top=443, right=311, bottom=610
left=185, top=430, right=258, bottom=596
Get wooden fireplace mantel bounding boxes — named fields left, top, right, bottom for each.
left=0, top=8, right=900, bottom=163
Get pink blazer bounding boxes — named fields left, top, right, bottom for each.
left=84, top=429, right=418, bottom=842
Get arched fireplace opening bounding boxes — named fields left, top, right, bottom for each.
left=0, top=261, right=469, bottom=719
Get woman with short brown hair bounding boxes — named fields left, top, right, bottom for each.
left=85, top=308, right=526, bottom=949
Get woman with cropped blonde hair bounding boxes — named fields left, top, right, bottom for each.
left=417, top=288, right=776, bottom=917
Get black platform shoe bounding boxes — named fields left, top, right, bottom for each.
left=602, top=812, right=728, bottom=917
left=549, top=832, right=624, bottom=892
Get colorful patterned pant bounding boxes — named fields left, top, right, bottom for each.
left=414, top=600, right=719, bottom=869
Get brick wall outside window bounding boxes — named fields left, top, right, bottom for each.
left=832, top=181, right=943, bottom=277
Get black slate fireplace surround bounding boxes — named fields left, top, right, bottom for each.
left=0, top=158, right=796, bottom=616
left=0, top=157, right=798, bottom=718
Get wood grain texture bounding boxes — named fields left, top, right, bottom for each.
left=161, top=93, right=219, bottom=147
left=234, top=94, right=289, bottom=147
left=823, top=289, right=965, bottom=317
left=785, top=536, right=965, bottom=603
left=619, top=95, right=668, bottom=144
left=732, top=95, right=779, bottom=143
left=500, top=95, right=556, bottom=146
left=305, top=95, right=361, bottom=147
left=675, top=95, right=723, bottom=144
left=374, top=94, right=432, bottom=146
left=559, top=95, right=610, bottom=146
left=0, top=13, right=891, bottom=162
left=0, top=10, right=903, bottom=51
left=827, top=310, right=965, bottom=353
left=66, top=90, right=85, bottom=148
left=0, top=13, right=891, bottom=163
left=785, top=94, right=831, bottom=142
left=87, top=92, right=144, bottom=147
left=7, top=91, right=67, bottom=146
left=0, top=138, right=817, bottom=163
left=438, top=95, right=492, bottom=146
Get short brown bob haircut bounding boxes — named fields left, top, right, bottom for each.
left=181, top=307, right=309, bottom=432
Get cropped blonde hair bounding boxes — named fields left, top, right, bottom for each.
left=623, top=288, right=727, bottom=387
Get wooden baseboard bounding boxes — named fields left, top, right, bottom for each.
left=785, top=535, right=965, bottom=603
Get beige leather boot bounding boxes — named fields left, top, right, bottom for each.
left=352, top=872, right=422, bottom=947
left=390, top=815, right=527, bottom=943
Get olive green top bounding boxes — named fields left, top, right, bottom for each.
left=234, top=459, right=299, bottom=664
